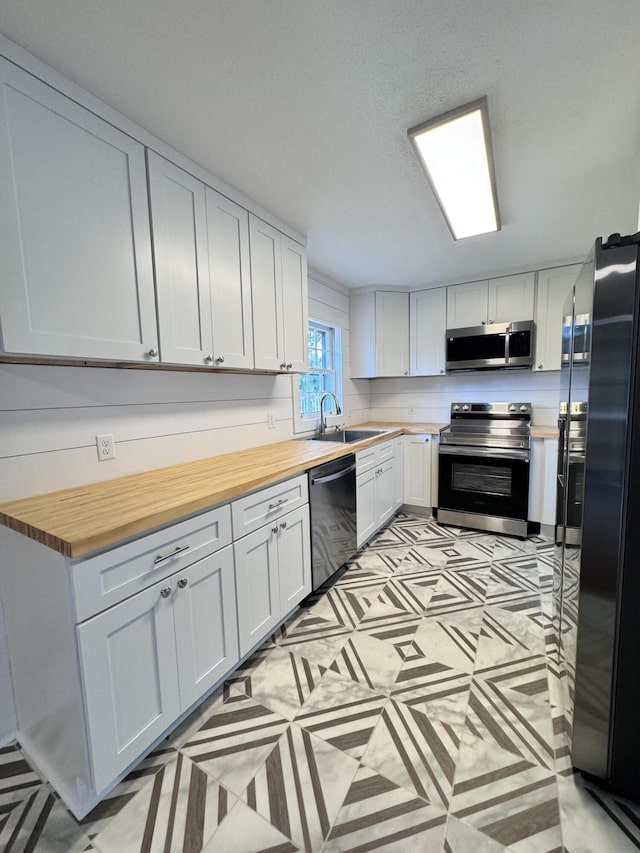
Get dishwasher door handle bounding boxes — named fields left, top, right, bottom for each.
left=311, top=463, right=357, bottom=485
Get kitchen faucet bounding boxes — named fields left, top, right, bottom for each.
left=318, top=392, right=342, bottom=435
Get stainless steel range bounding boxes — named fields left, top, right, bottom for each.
left=437, top=401, right=533, bottom=537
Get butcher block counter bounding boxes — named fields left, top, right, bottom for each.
left=0, top=422, right=445, bottom=559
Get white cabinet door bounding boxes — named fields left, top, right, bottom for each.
left=206, top=188, right=254, bottom=369
left=77, top=578, right=180, bottom=793
left=276, top=506, right=311, bottom=615
left=173, top=546, right=239, bottom=710
left=375, top=292, right=409, bottom=376
left=234, top=523, right=281, bottom=656
left=356, top=468, right=377, bottom=548
left=487, top=272, right=535, bottom=324
left=410, top=288, right=447, bottom=375
left=403, top=434, right=432, bottom=507
left=393, top=438, right=404, bottom=510
left=281, top=237, right=309, bottom=372
left=446, top=281, right=489, bottom=329
left=250, top=215, right=284, bottom=371
left=534, top=265, right=581, bottom=371
left=148, top=153, right=212, bottom=367
left=377, top=461, right=395, bottom=526
left=0, top=58, right=158, bottom=362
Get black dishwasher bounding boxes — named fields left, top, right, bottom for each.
left=308, top=454, right=357, bottom=590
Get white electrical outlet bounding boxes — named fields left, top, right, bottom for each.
left=408, top=404, right=416, bottom=416
left=267, top=413, right=275, bottom=429
left=96, top=434, right=116, bottom=461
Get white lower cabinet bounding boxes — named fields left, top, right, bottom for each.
left=403, top=434, right=433, bottom=508
left=234, top=504, right=311, bottom=656
left=529, top=437, right=558, bottom=527
left=356, top=440, right=400, bottom=547
left=77, top=545, right=238, bottom=794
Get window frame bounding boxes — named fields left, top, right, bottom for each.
left=293, top=318, right=343, bottom=434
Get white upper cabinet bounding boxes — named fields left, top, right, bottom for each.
left=249, top=214, right=308, bottom=372
left=534, top=265, right=581, bottom=371
left=351, top=291, right=409, bottom=377
left=446, top=280, right=489, bottom=329
left=0, top=58, right=158, bottom=362
left=487, top=272, right=535, bottom=324
left=206, top=188, right=254, bottom=369
left=148, top=152, right=212, bottom=366
left=446, top=273, right=535, bottom=329
left=281, top=236, right=309, bottom=372
left=410, top=288, right=447, bottom=375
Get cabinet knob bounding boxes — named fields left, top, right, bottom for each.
left=280, top=521, right=287, bottom=529
left=481, top=320, right=486, bottom=325
left=280, top=363, right=287, bottom=370
left=216, top=355, right=225, bottom=363
left=148, top=348, right=158, bottom=358
left=160, top=587, right=171, bottom=599
left=205, top=354, right=214, bottom=363
left=425, top=438, right=430, bottom=442
left=272, top=526, right=279, bottom=534
left=403, top=370, right=408, bottom=375
left=489, top=319, right=494, bottom=324
left=538, top=364, right=543, bottom=369
left=286, top=362, right=293, bottom=370
left=177, top=578, right=188, bottom=589
left=440, top=369, right=444, bottom=374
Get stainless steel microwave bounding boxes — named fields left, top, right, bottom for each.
left=445, top=320, right=535, bottom=371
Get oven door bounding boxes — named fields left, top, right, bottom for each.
left=438, top=445, right=530, bottom=521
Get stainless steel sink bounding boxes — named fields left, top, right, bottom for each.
left=306, top=429, right=386, bottom=443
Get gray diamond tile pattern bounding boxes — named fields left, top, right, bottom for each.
left=4, top=512, right=640, bottom=852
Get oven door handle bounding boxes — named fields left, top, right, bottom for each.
left=439, top=444, right=530, bottom=461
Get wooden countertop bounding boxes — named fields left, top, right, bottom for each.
left=0, top=420, right=558, bottom=558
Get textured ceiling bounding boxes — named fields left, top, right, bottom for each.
left=1, top=0, right=639, bottom=288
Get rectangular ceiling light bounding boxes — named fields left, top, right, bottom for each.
left=408, top=97, right=501, bottom=240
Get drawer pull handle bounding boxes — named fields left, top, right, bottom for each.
left=177, top=578, right=188, bottom=589
left=280, top=521, right=287, bottom=529
left=272, top=526, right=279, bottom=534
left=154, top=544, right=190, bottom=564
left=160, top=587, right=172, bottom=599
left=268, top=499, right=287, bottom=509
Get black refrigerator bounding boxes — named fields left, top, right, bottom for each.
left=556, top=232, right=640, bottom=799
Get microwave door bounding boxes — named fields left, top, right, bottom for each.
left=446, top=332, right=507, bottom=370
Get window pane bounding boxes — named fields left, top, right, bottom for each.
left=299, top=370, right=335, bottom=415
left=308, top=324, right=332, bottom=370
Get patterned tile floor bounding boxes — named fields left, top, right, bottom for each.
left=3, top=513, right=640, bottom=852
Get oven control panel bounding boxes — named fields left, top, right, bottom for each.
left=450, top=402, right=531, bottom=416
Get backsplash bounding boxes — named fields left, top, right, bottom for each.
left=368, top=369, right=562, bottom=426
left=0, top=276, right=368, bottom=504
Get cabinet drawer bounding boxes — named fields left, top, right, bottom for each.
left=356, top=439, right=395, bottom=475
left=71, top=504, right=232, bottom=622
left=377, top=440, right=395, bottom=464
left=232, top=474, right=308, bottom=538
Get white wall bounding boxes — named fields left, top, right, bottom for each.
left=368, top=370, right=561, bottom=426
left=0, top=273, right=361, bottom=745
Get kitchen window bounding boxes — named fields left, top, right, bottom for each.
left=295, top=319, right=342, bottom=430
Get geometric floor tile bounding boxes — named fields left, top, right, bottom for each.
left=328, top=631, right=403, bottom=693
left=0, top=784, right=93, bottom=852
left=450, top=731, right=562, bottom=851
left=361, top=700, right=459, bottom=809
left=91, top=752, right=233, bottom=853
left=234, top=648, right=326, bottom=720
left=391, top=656, right=472, bottom=731
left=293, top=669, right=386, bottom=758
left=180, top=692, right=290, bottom=796
left=203, top=799, right=300, bottom=852
left=443, top=814, right=506, bottom=853
left=408, top=616, right=481, bottom=674
left=464, top=678, right=555, bottom=771
left=474, top=646, right=550, bottom=702
left=242, top=725, right=359, bottom=852
left=323, top=764, right=448, bottom=852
